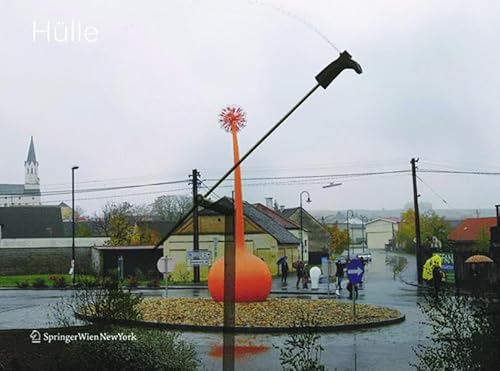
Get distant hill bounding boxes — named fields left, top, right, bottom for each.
left=310, top=208, right=497, bottom=223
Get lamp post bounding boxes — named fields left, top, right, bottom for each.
left=300, top=191, right=311, bottom=262
left=71, top=166, right=79, bottom=285
left=346, top=209, right=354, bottom=260
left=360, top=216, right=368, bottom=252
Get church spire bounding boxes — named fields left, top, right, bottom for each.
left=26, top=136, right=37, bottom=164
left=24, top=137, right=40, bottom=190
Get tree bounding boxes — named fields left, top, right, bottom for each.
left=75, top=223, right=92, bottom=237
left=397, top=209, right=451, bottom=253
left=94, top=202, right=141, bottom=246
left=326, top=223, right=350, bottom=256
left=420, top=211, right=451, bottom=249
left=150, top=195, right=192, bottom=222
left=397, top=209, right=416, bottom=251
left=476, top=227, right=490, bottom=253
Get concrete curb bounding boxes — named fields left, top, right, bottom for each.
left=0, top=286, right=340, bottom=295
left=75, top=313, right=405, bottom=334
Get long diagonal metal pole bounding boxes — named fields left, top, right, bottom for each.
left=154, top=83, right=320, bottom=249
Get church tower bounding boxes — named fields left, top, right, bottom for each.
left=24, top=136, right=40, bottom=191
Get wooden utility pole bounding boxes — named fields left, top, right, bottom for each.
left=411, top=158, right=423, bottom=284
left=191, top=169, right=201, bottom=283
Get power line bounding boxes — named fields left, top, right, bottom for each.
left=204, top=169, right=411, bottom=182
left=44, top=187, right=191, bottom=203
left=416, top=175, right=449, bottom=206
left=37, top=179, right=189, bottom=197
left=420, top=169, right=500, bottom=176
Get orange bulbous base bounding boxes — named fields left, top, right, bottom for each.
left=208, top=250, right=272, bottom=302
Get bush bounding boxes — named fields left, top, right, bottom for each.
left=127, top=276, right=138, bottom=288
left=146, top=269, right=158, bottom=280
left=77, top=276, right=100, bottom=288
left=49, top=275, right=67, bottom=288
left=50, top=277, right=144, bottom=327
left=134, top=268, right=145, bottom=282
left=171, top=262, right=193, bottom=283
left=147, top=279, right=160, bottom=288
left=55, top=326, right=199, bottom=371
left=16, top=280, right=30, bottom=288
left=76, top=285, right=143, bottom=321
left=32, top=278, right=47, bottom=288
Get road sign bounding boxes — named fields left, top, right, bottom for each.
left=157, top=257, right=176, bottom=273
left=347, top=259, right=364, bottom=284
left=187, top=250, right=212, bottom=266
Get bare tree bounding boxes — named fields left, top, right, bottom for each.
left=150, top=195, right=192, bottom=221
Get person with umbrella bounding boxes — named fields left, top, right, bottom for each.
left=277, top=256, right=289, bottom=284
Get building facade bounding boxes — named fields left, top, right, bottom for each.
left=0, top=137, right=41, bottom=206
left=365, top=218, right=399, bottom=250
left=164, top=198, right=300, bottom=279
left=281, top=207, right=330, bottom=264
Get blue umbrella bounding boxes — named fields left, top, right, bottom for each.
left=276, top=256, right=287, bottom=265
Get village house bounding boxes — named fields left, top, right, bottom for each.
left=448, top=217, right=498, bottom=288
left=281, top=206, right=330, bottom=264
left=163, top=197, right=300, bottom=279
left=365, top=218, right=399, bottom=250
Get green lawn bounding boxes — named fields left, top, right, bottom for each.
left=0, top=274, right=89, bottom=287
left=0, top=274, right=208, bottom=287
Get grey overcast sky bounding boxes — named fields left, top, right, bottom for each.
left=1, top=0, right=499, bottom=214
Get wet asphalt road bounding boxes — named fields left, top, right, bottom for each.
left=0, top=250, right=429, bottom=370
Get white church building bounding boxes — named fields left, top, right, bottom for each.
left=0, top=137, right=41, bottom=206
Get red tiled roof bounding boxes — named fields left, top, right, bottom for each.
left=448, top=217, right=498, bottom=241
left=253, top=203, right=301, bottom=229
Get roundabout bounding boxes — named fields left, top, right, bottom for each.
left=80, top=297, right=405, bottom=333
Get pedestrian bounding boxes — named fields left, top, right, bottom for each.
left=347, top=281, right=358, bottom=299
left=335, top=260, right=344, bottom=291
left=302, top=263, right=309, bottom=289
left=359, top=256, right=365, bottom=288
left=432, top=264, right=443, bottom=292
left=294, top=260, right=304, bottom=289
left=280, top=256, right=289, bottom=284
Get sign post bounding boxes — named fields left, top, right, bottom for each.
left=347, top=259, right=364, bottom=318
left=187, top=250, right=212, bottom=267
left=321, top=257, right=330, bottom=294
left=157, top=256, right=175, bottom=297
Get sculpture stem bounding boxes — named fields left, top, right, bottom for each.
left=231, top=126, right=245, bottom=251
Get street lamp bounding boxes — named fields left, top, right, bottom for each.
left=322, top=182, right=342, bottom=189
left=300, top=191, right=311, bottom=262
left=360, top=216, right=368, bottom=252
left=346, top=209, right=354, bottom=260
left=71, top=166, right=79, bottom=285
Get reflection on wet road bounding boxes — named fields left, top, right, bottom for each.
left=0, top=250, right=428, bottom=370
left=183, top=250, right=429, bottom=370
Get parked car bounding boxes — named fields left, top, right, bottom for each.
left=356, top=251, right=372, bottom=262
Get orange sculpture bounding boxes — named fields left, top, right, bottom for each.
left=208, top=106, right=272, bottom=302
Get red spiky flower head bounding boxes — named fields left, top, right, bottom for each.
left=219, top=105, right=246, bottom=133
